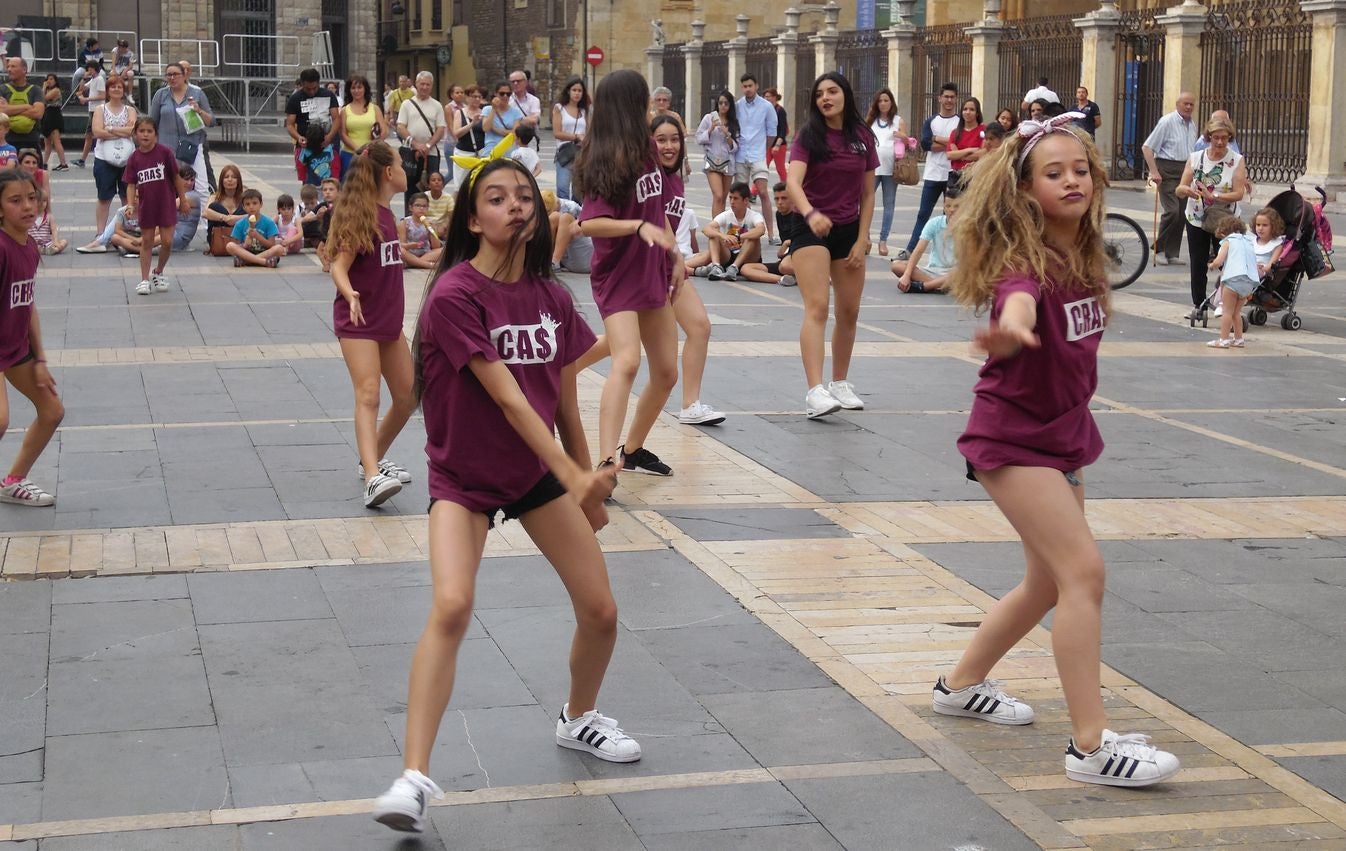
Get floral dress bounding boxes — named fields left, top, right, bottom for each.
left=1184, top=148, right=1244, bottom=227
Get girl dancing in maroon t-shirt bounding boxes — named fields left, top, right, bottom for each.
left=372, top=158, right=635, bottom=834
left=937, top=114, right=1180, bottom=788
left=327, top=141, right=418, bottom=508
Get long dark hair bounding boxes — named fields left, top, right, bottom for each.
left=651, top=114, right=685, bottom=174
left=344, top=74, right=373, bottom=107
left=414, top=158, right=554, bottom=401
left=556, top=75, right=590, bottom=112
left=797, top=72, right=866, bottom=163
left=712, top=89, right=740, bottom=143
left=865, top=87, right=897, bottom=126
left=573, top=69, right=652, bottom=205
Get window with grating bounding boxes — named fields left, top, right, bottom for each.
left=432, top=0, right=443, bottom=30
left=547, top=0, right=564, bottom=28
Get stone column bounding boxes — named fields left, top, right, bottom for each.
left=810, top=2, right=841, bottom=76
left=966, top=21, right=1005, bottom=112
left=646, top=47, right=663, bottom=90
left=774, top=8, right=801, bottom=117
left=1156, top=0, right=1205, bottom=112
left=1076, top=4, right=1123, bottom=165
left=684, top=21, right=705, bottom=120
left=727, top=15, right=749, bottom=90
left=884, top=24, right=918, bottom=128
left=1300, top=0, right=1346, bottom=196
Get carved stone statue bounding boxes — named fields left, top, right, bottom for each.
left=651, top=20, right=666, bottom=48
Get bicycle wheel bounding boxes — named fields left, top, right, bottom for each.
left=1102, top=212, right=1149, bottom=291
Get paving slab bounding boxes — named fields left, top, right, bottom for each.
left=611, top=780, right=815, bottom=837
left=188, top=570, right=334, bottom=625
left=238, top=812, right=447, bottom=850
left=39, top=825, right=244, bottom=851
left=0, top=581, right=51, bottom=635
left=659, top=507, right=851, bottom=541
left=426, top=795, right=641, bottom=851
left=0, top=779, right=41, bottom=826
left=638, top=822, right=844, bottom=851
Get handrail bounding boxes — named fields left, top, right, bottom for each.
left=139, top=39, right=221, bottom=76
left=220, top=34, right=301, bottom=73
left=56, top=29, right=137, bottom=63
left=2, top=28, right=56, bottom=63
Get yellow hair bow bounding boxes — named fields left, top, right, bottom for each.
left=451, top=133, right=517, bottom=190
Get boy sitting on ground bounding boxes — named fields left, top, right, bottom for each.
left=226, top=188, right=287, bottom=267
left=700, top=181, right=765, bottom=281
left=891, top=192, right=959, bottom=293
left=738, top=182, right=801, bottom=287
left=542, top=190, right=593, bottom=274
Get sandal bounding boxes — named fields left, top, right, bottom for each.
left=878, top=242, right=888, bottom=257
left=1206, top=337, right=1231, bottom=348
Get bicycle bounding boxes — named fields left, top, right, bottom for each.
left=1103, top=212, right=1149, bottom=290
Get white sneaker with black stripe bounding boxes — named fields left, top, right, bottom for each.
left=373, top=768, right=443, bottom=832
left=556, top=704, right=641, bottom=763
left=1065, top=729, right=1180, bottom=787
left=931, top=676, right=1035, bottom=725
left=356, top=458, right=413, bottom=484
left=363, top=473, right=402, bottom=508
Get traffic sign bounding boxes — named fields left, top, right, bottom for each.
left=586, top=46, right=604, bottom=67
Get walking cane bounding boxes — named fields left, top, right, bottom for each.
left=1149, top=178, right=1160, bottom=267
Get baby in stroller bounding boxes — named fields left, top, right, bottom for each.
left=1211, top=207, right=1286, bottom=319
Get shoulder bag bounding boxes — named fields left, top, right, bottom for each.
left=894, top=149, right=920, bottom=186
left=100, top=106, right=134, bottom=167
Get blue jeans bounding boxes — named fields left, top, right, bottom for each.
left=875, top=175, right=896, bottom=242
left=555, top=161, right=573, bottom=201
left=906, top=178, right=948, bottom=252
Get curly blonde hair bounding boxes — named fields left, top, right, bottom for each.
left=949, top=127, right=1111, bottom=317
left=326, top=141, right=397, bottom=257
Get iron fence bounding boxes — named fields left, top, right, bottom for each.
left=1199, top=0, right=1312, bottom=185
left=836, top=29, right=889, bottom=112
left=1112, top=10, right=1166, bottom=181
left=700, top=40, right=729, bottom=117
left=663, top=43, right=686, bottom=120
left=996, top=15, right=1082, bottom=118
left=912, top=23, right=972, bottom=124
left=746, top=36, right=777, bottom=93
left=793, top=45, right=816, bottom=133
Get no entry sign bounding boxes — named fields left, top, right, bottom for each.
left=586, top=46, right=604, bottom=66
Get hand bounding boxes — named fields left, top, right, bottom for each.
left=638, top=222, right=674, bottom=251
left=845, top=238, right=869, bottom=270
left=725, top=234, right=740, bottom=250
left=973, top=322, right=1040, bottom=360
left=33, top=362, right=57, bottom=393
left=669, top=253, right=686, bottom=303
left=1147, top=177, right=1159, bottom=190
left=573, top=467, right=617, bottom=511
left=1257, top=263, right=1267, bottom=276
left=178, top=197, right=191, bottom=215
left=579, top=495, right=610, bottom=532
left=808, top=211, right=833, bottom=238
left=345, top=291, right=364, bottom=325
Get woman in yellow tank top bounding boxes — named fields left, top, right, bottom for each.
left=339, top=75, right=390, bottom=177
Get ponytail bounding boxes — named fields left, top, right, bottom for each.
left=326, top=141, right=397, bottom=256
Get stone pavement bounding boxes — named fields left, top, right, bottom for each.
left=1, top=148, right=1346, bottom=849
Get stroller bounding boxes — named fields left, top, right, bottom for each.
left=1191, top=187, right=1333, bottom=331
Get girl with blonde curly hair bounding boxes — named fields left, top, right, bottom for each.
left=932, top=116, right=1181, bottom=788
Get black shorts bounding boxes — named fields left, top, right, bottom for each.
left=40, top=108, right=64, bottom=136
left=7, top=348, right=36, bottom=369
left=791, top=218, right=860, bottom=261
left=429, top=471, right=567, bottom=528
left=965, top=460, right=1081, bottom=487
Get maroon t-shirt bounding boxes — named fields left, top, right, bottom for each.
left=578, top=158, right=670, bottom=317
left=418, top=262, right=598, bottom=511
left=663, top=167, right=686, bottom=235
left=333, top=206, right=405, bottom=342
left=958, top=273, right=1106, bottom=473
left=0, top=230, right=39, bottom=372
left=124, top=144, right=180, bottom=229
left=789, top=125, right=879, bottom=225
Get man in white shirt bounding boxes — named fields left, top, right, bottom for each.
left=1142, top=91, right=1198, bottom=264
left=74, top=59, right=105, bottom=167
left=1020, top=77, right=1060, bottom=112
left=901, top=82, right=959, bottom=258
left=507, top=70, right=540, bottom=143
left=397, top=71, right=447, bottom=212
left=701, top=180, right=766, bottom=281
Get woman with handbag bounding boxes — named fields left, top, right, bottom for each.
left=203, top=165, right=247, bottom=256
left=339, top=74, right=389, bottom=178
left=551, top=76, right=589, bottom=201
left=77, top=74, right=136, bottom=254
left=147, top=62, right=213, bottom=195
left=449, top=85, right=486, bottom=188
left=695, top=90, right=740, bottom=219
left=1176, top=116, right=1246, bottom=319
left=866, top=88, right=906, bottom=257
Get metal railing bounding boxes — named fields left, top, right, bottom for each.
left=836, top=28, right=888, bottom=112
left=139, top=39, right=221, bottom=76
left=57, top=29, right=138, bottom=63
left=663, top=43, right=686, bottom=120
left=912, top=23, right=972, bottom=122
left=700, top=40, right=729, bottom=117
left=1199, top=0, right=1312, bottom=185
left=1112, top=10, right=1166, bottom=181
left=996, top=15, right=1082, bottom=118
left=746, top=36, right=778, bottom=93
left=221, top=33, right=301, bottom=75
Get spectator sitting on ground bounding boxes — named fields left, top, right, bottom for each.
left=28, top=194, right=68, bottom=254
left=398, top=192, right=443, bottom=269
left=737, top=182, right=800, bottom=287
left=424, top=171, right=451, bottom=238
left=892, top=190, right=959, bottom=293
left=297, top=184, right=325, bottom=248
left=541, top=190, right=592, bottom=274
left=226, top=188, right=287, bottom=267
left=170, top=165, right=201, bottom=251
left=110, top=202, right=142, bottom=257
left=700, top=181, right=765, bottom=281
left=275, top=192, right=303, bottom=254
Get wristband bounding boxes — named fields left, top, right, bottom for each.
left=635, top=221, right=645, bottom=239
left=34, top=358, right=47, bottom=364
left=805, top=209, right=820, bottom=221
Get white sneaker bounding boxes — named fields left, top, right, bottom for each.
left=0, top=478, right=56, bottom=507
left=1065, top=729, right=1180, bottom=787
left=778, top=274, right=797, bottom=287
left=556, top=704, right=642, bottom=763
left=152, top=272, right=170, bottom=292
left=356, top=458, right=413, bottom=484
left=805, top=384, right=841, bottom=420
left=931, top=677, right=1034, bottom=726
left=373, top=769, right=443, bottom=833
left=678, top=401, right=726, bottom=426
left=135, top=279, right=151, bottom=295
left=363, top=473, right=402, bottom=508
left=827, top=380, right=864, bottom=410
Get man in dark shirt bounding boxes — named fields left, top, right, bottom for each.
left=285, top=68, right=340, bottom=182
left=1072, top=86, right=1102, bottom=139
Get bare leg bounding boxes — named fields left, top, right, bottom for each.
left=340, top=338, right=388, bottom=479
left=828, top=257, right=865, bottom=382
left=755, top=176, right=774, bottom=240
left=597, top=311, right=641, bottom=463
left=375, top=336, right=417, bottom=460
left=2, top=361, right=65, bottom=479
left=620, top=306, right=679, bottom=453
left=672, top=283, right=710, bottom=408
left=793, top=245, right=832, bottom=389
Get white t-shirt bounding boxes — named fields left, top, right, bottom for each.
left=676, top=207, right=700, bottom=259
left=85, top=73, right=106, bottom=113
left=1023, top=85, right=1061, bottom=105
left=922, top=114, right=961, bottom=183
left=713, top=208, right=765, bottom=239
left=871, top=117, right=898, bottom=176
left=397, top=96, right=446, bottom=145
left=510, top=146, right=541, bottom=176
left=511, top=92, right=541, bottom=122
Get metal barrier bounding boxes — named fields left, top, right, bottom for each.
left=57, top=29, right=137, bottom=63
left=746, top=36, right=778, bottom=94
left=912, top=23, right=972, bottom=122
left=836, top=29, right=889, bottom=111
left=221, top=34, right=301, bottom=75
left=180, top=76, right=294, bottom=150
left=996, top=15, right=1082, bottom=118
left=1199, top=0, right=1311, bottom=185
left=140, top=39, right=221, bottom=76
left=1112, top=10, right=1166, bottom=182
left=700, top=41, right=729, bottom=117
left=663, top=44, right=686, bottom=120
left=2, top=28, right=56, bottom=72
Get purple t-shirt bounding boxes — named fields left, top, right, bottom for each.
left=333, top=206, right=405, bottom=342
left=578, top=158, right=670, bottom=317
left=789, top=126, right=879, bottom=225
left=663, top=168, right=687, bottom=236
left=418, top=262, right=598, bottom=511
left=124, top=144, right=180, bottom=230
left=958, top=274, right=1106, bottom=473
left=0, top=230, right=39, bottom=372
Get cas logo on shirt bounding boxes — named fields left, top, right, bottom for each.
left=9, top=277, right=34, bottom=309
left=1063, top=296, right=1105, bottom=342
left=490, top=312, right=560, bottom=365
left=380, top=240, right=403, bottom=267
left=664, top=194, right=685, bottom=222
left=137, top=162, right=166, bottom=185
left=635, top=169, right=664, bottom=204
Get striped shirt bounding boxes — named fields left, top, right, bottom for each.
left=1143, top=111, right=1198, bottom=161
